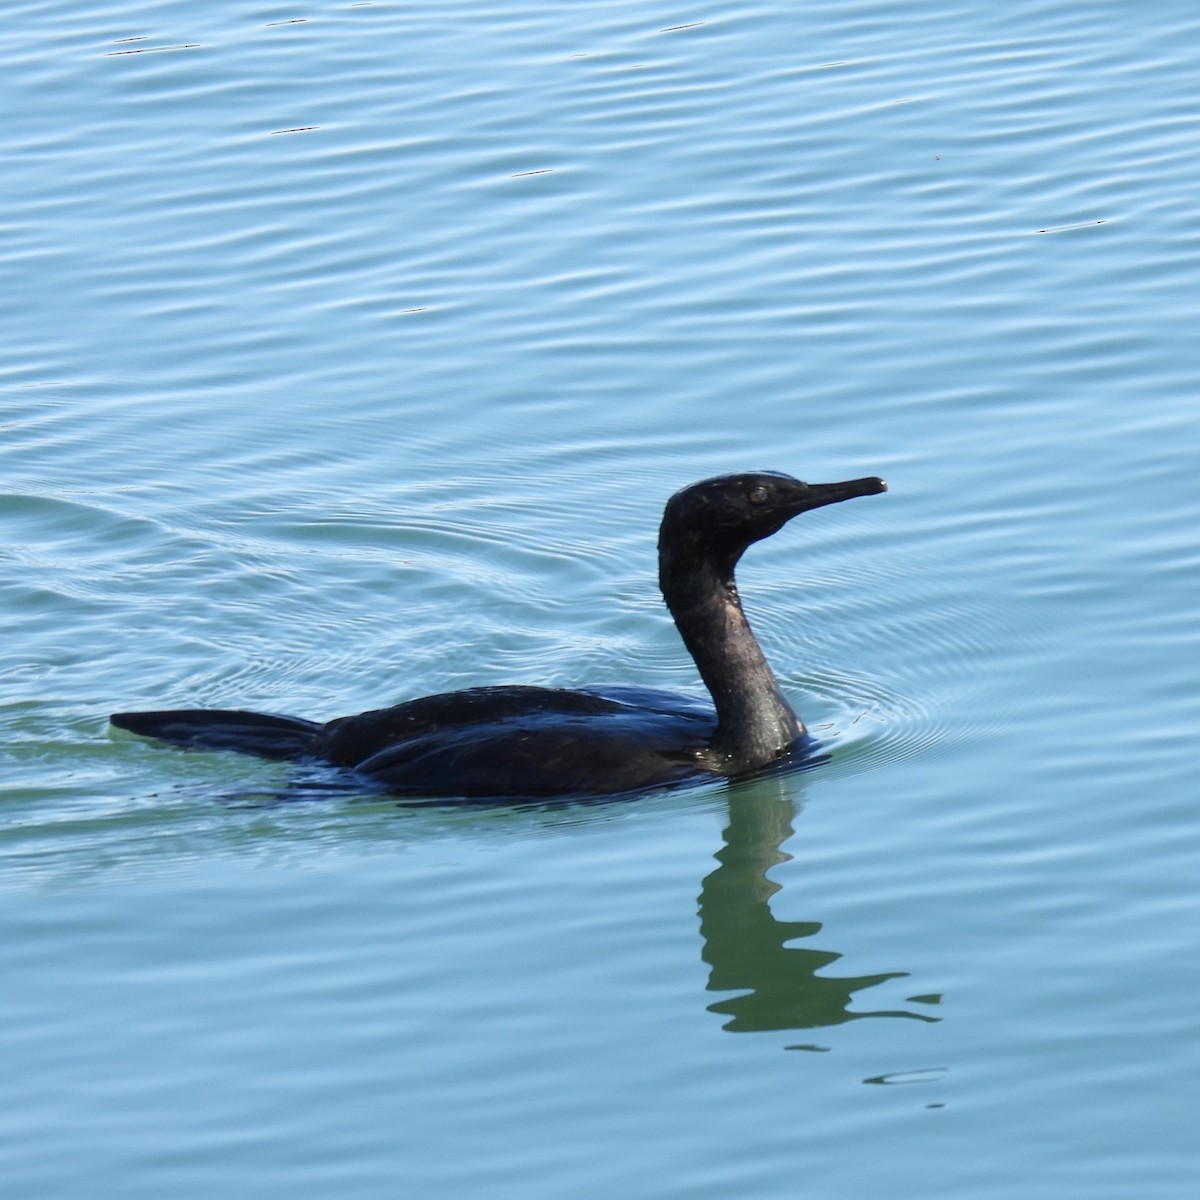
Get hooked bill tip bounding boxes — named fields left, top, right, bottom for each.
left=842, top=475, right=887, bottom=497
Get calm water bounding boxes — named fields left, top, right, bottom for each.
left=3, top=1, right=1199, bottom=1196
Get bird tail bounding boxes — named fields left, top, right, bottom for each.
left=110, top=709, right=320, bottom=761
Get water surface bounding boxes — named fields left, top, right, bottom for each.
left=3, top=2, right=1199, bottom=1197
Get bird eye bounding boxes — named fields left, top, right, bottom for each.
left=747, top=485, right=770, bottom=505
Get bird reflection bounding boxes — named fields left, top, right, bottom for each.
left=698, top=771, right=938, bottom=1033
left=204, top=744, right=939, bottom=1040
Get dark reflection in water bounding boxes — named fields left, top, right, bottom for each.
left=699, top=775, right=939, bottom=1034
left=113, top=755, right=940, bottom=1043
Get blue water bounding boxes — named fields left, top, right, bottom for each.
left=3, top=2, right=1199, bottom=1197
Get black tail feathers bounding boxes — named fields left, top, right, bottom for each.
left=110, top=709, right=320, bottom=761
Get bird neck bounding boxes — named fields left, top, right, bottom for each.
left=661, top=556, right=804, bottom=774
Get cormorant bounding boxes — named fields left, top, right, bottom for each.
left=110, top=470, right=886, bottom=799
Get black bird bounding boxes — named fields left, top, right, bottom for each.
left=110, top=471, right=886, bottom=799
